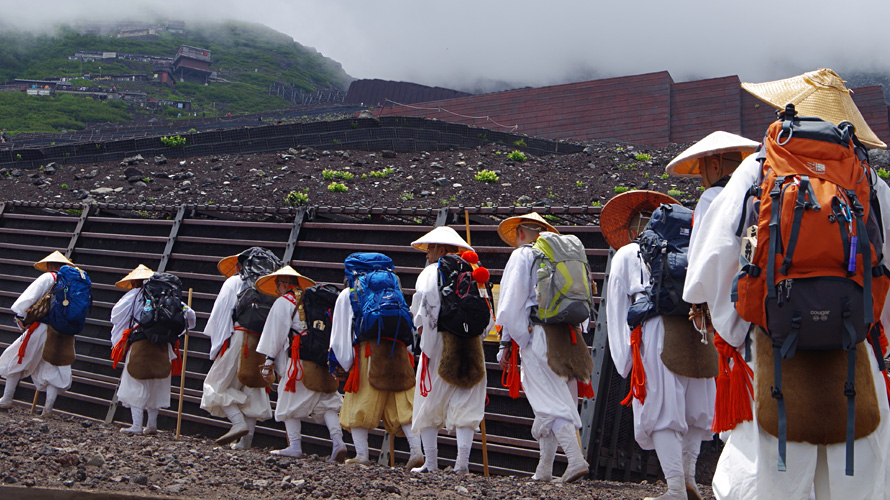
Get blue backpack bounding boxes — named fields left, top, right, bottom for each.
left=44, top=265, right=92, bottom=336
left=626, top=203, right=693, bottom=328
left=344, top=253, right=415, bottom=351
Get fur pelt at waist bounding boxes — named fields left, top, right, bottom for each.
left=542, top=324, right=594, bottom=382
left=659, top=315, right=719, bottom=379
left=438, top=330, right=485, bottom=389
left=301, top=360, right=339, bottom=393
left=367, top=340, right=415, bottom=392
left=126, top=339, right=171, bottom=380
left=754, top=331, right=880, bottom=444
left=238, top=332, right=270, bottom=389
left=41, top=326, right=75, bottom=367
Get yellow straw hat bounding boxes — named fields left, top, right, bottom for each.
left=256, top=266, right=316, bottom=297
left=741, top=68, right=886, bottom=149
left=497, top=212, right=559, bottom=247
left=411, top=226, right=474, bottom=253
left=34, top=251, right=73, bottom=272
left=600, top=190, right=679, bottom=250
left=115, top=264, right=155, bottom=290
left=665, top=131, right=760, bottom=177
left=217, top=253, right=242, bottom=278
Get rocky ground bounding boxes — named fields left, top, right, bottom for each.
left=0, top=406, right=714, bottom=500
left=0, top=139, right=711, bottom=210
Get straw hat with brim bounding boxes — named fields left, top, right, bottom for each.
left=742, top=68, right=887, bottom=150
left=34, top=251, right=73, bottom=272
left=411, top=226, right=474, bottom=253
left=256, top=266, right=316, bottom=297
left=666, top=131, right=760, bottom=177
left=115, top=264, right=155, bottom=290
left=497, top=212, right=559, bottom=247
left=600, top=191, right=680, bottom=250
left=217, top=253, right=242, bottom=278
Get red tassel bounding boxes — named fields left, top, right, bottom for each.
left=711, top=333, right=753, bottom=432
left=500, top=339, right=522, bottom=399
left=171, top=340, right=183, bottom=376
left=419, top=353, right=432, bottom=397
left=343, top=345, right=362, bottom=393
left=284, top=333, right=303, bottom=393
left=577, top=379, right=595, bottom=399
left=569, top=324, right=578, bottom=345
left=110, top=328, right=131, bottom=369
left=620, top=326, right=646, bottom=406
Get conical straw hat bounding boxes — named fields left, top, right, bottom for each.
left=497, top=212, right=559, bottom=247
left=34, top=251, right=73, bottom=272
left=600, top=190, right=679, bottom=250
left=411, top=226, right=474, bottom=253
left=256, top=266, right=316, bottom=297
left=115, top=264, right=155, bottom=290
left=741, top=68, right=886, bottom=149
left=666, top=131, right=759, bottom=177
left=217, top=253, right=242, bottom=278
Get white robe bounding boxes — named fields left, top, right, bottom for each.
left=256, top=293, right=342, bottom=422
left=110, top=288, right=196, bottom=410
left=410, top=263, right=487, bottom=432
left=200, top=275, right=271, bottom=420
left=0, top=272, right=72, bottom=391
left=329, top=288, right=356, bottom=372
left=683, top=154, right=890, bottom=500
left=605, top=242, right=715, bottom=450
left=495, top=245, right=582, bottom=439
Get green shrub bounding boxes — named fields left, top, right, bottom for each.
left=667, top=188, right=684, bottom=197
left=660, top=173, right=670, bottom=180
left=575, top=181, right=583, bottom=188
left=635, top=153, right=651, bottom=161
left=322, top=169, right=354, bottom=181
left=60, top=183, right=68, bottom=190
left=15, top=154, right=22, bottom=161
left=369, top=168, right=393, bottom=178
left=513, top=139, right=527, bottom=148
left=188, top=128, right=197, bottom=134
left=285, top=190, right=309, bottom=206
left=591, top=200, right=602, bottom=207
left=160, top=135, right=187, bottom=147
left=400, top=192, right=414, bottom=201
left=327, top=181, right=348, bottom=192
left=614, top=186, right=629, bottom=194
left=475, top=169, right=500, bottom=182
left=879, top=168, right=890, bottom=179
left=506, top=150, right=527, bottom=162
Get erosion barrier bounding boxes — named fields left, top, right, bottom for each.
left=0, top=201, right=661, bottom=481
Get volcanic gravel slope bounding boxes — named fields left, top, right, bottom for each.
left=0, top=406, right=714, bottom=499
left=3, top=137, right=890, bottom=210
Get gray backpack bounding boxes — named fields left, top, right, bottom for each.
left=530, top=232, right=593, bottom=325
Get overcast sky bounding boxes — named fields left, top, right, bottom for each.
left=5, top=0, right=890, bottom=92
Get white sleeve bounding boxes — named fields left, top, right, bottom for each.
left=256, top=296, right=293, bottom=359
left=412, top=264, right=441, bottom=356
left=11, top=273, right=56, bottom=317
left=606, top=246, right=638, bottom=378
left=110, top=288, right=141, bottom=346
left=206, top=276, right=246, bottom=360
left=495, top=247, right=536, bottom=348
left=329, top=288, right=355, bottom=371
left=683, top=155, right=761, bottom=347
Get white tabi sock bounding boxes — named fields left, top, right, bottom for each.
left=454, top=426, right=474, bottom=474
left=42, top=385, right=60, bottom=416
left=350, top=427, right=370, bottom=463
left=144, top=409, right=159, bottom=434
left=122, top=406, right=144, bottom=434
left=271, top=418, right=303, bottom=457
left=0, top=373, right=21, bottom=406
left=413, top=427, right=439, bottom=473
left=323, top=410, right=347, bottom=462
left=532, top=434, right=557, bottom=481
left=402, top=423, right=424, bottom=470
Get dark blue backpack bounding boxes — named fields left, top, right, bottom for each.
left=134, top=273, right=187, bottom=345
left=627, top=204, right=693, bottom=328
left=344, top=253, right=414, bottom=351
left=44, top=265, right=92, bottom=336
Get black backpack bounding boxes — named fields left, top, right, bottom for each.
left=233, top=287, right=276, bottom=334
left=294, top=284, right=341, bottom=365
left=134, top=273, right=186, bottom=345
left=237, top=247, right=283, bottom=285
left=437, top=254, right=491, bottom=338
left=627, top=203, right=693, bottom=328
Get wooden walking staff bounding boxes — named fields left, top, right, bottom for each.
left=463, top=209, right=490, bottom=477
left=175, top=288, right=193, bottom=440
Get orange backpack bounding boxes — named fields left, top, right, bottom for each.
left=733, top=104, right=890, bottom=475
